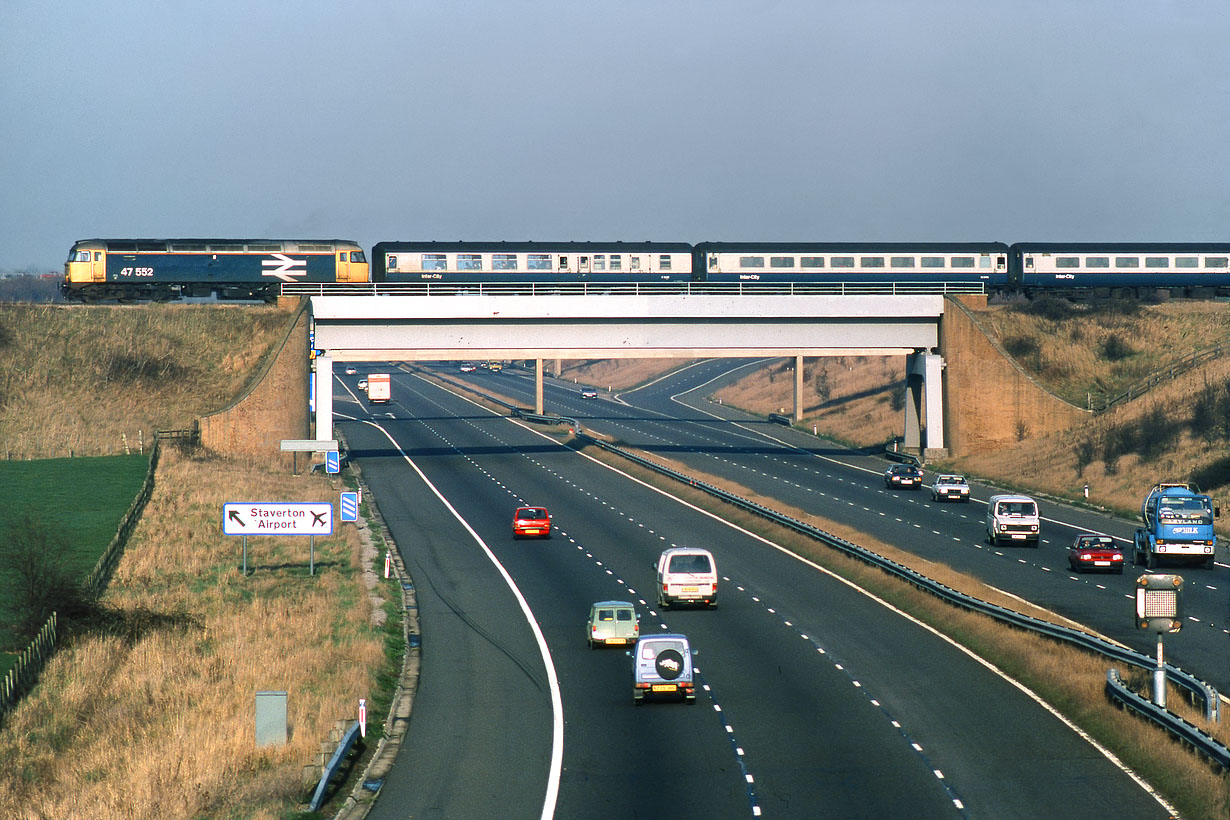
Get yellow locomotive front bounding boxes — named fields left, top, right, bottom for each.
left=63, top=239, right=108, bottom=298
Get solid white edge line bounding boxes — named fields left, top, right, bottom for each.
left=360, top=417, right=564, bottom=820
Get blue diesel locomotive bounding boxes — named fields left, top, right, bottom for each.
left=62, top=238, right=368, bottom=302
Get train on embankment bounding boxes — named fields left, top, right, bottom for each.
left=61, top=238, right=1230, bottom=302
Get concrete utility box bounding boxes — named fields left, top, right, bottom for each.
left=255, top=690, right=288, bottom=747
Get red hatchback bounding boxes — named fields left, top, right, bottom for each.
left=513, top=506, right=551, bottom=539
left=1067, top=533, right=1124, bottom=573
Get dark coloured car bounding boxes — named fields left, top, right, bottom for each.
left=884, top=463, right=924, bottom=490
left=1067, top=533, right=1125, bottom=573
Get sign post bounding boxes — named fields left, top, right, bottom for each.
left=1135, top=573, right=1184, bottom=708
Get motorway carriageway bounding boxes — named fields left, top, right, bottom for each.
left=459, top=359, right=1230, bottom=696
left=333, top=368, right=1176, bottom=820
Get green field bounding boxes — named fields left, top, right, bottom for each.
left=0, top=454, right=150, bottom=653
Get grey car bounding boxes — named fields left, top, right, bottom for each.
left=587, top=601, right=639, bottom=648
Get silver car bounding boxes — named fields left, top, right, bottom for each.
left=630, top=634, right=698, bottom=704
left=930, top=474, right=970, bottom=502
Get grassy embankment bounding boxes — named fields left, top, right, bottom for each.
left=0, top=304, right=398, bottom=820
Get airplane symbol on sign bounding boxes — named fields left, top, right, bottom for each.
left=261, top=253, right=307, bottom=281
left=311, top=511, right=327, bottom=527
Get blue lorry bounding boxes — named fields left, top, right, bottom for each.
left=1134, top=483, right=1219, bottom=570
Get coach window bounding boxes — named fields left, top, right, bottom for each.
left=528, top=254, right=552, bottom=270
left=890, top=257, right=914, bottom=268
left=1115, top=257, right=1139, bottom=268
left=1055, top=258, right=1080, bottom=268
left=1175, top=257, right=1198, bottom=268
left=609, top=255, right=621, bottom=270
left=801, top=256, right=824, bottom=268
left=422, top=254, right=447, bottom=270
left=660, top=255, right=672, bottom=270
left=1206, top=257, right=1229, bottom=268
left=740, top=256, right=765, bottom=268
left=593, top=254, right=605, bottom=271
left=860, top=257, right=884, bottom=268
left=493, top=254, right=517, bottom=270
left=979, top=255, right=992, bottom=268
left=950, top=257, right=974, bottom=268
left=457, top=254, right=482, bottom=270
left=559, top=256, right=569, bottom=270
left=831, top=256, right=854, bottom=268
left=630, top=256, right=641, bottom=271
left=1145, top=257, right=1169, bottom=268
left=386, top=255, right=398, bottom=271
left=1086, top=257, right=1109, bottom=268
left=921, top=257, right=945, bottom=268
left=770, top=256, right=795, bottom=268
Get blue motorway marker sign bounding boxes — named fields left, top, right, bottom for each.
left=326, top=450, right=340, bottom=474
left=340, top=492, right=358, bottom=522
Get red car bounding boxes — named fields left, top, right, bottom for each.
left=1067, top=533, right=1124, bottom=573
left=513, top=506, right=551, bottom=539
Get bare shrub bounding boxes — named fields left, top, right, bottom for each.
left=1003, top=335, right=1040, bottom=358
left=0, top=512, right=97, bottom=639
left=1018, top=296, right=1075, bottom=320
left=1100, top=334, right=1135, bottom=361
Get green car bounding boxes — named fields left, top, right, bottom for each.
left=587, top=601, right=640, bottom=649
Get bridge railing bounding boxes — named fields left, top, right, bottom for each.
left=283, top=281, right=986, bottom=298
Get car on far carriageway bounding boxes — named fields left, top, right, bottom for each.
left=344, top=366, right=357, bottom=375
left=1067, top=533, right=1125, bottom=573
left=884, top=463, right=924, bottom=490
left=512, top=506, right=551, bottom=539
left=580, top=387, right=598, bottom=399
left=460, top=362, right=477, bottom=373
left=930, top=474, right=970, bottom=502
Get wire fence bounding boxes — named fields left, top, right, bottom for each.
left=0, top=613, right=56, bottom=721
left=1094, top=342, right=1229, bottom=413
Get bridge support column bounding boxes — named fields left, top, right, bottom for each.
left=904, top=351, right=945, bottom=456
left=535, top=359, right=544, bottom=415
left=794, top=356, right=804, bottom=421
left=314, top=356, right=333, bottom=442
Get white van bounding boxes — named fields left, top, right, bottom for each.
left=986, top=494, right=1040, bottom=547
left=655, top=548, right=717, bottom=608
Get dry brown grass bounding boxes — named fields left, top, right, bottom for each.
left=0, top=304, right=290, bottom=458
left=553, top=357, right=696, bottom=391
left=0, top=445, right=386, bottom=820
left=565, top=435, right=1230, bottom=820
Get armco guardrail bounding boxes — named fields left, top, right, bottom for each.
left=573, top=431, right=1221, bottom=724
left=1106, top=670, right=1229, bottom=770
left=309, top=720, right=362, bottom=811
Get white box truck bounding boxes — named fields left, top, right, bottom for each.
left=367, top=373, right=391, bottom=404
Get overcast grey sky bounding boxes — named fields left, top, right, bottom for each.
left=3, top=1, right=1228, bottom=271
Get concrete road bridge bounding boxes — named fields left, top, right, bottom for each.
left=307, top=292, right=950, bottom=457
